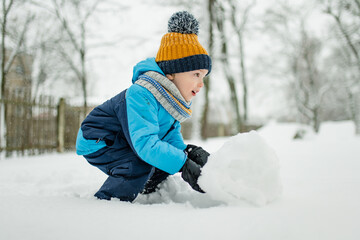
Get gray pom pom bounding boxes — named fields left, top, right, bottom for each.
left=168, top=11, right=199, bottom=35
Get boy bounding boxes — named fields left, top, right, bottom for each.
left=76, top=11, right=211, bottom=201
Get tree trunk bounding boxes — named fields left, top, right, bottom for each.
left=332, top=14, right=360, bottom=74
left=239, top=33, right=248, bottom=123
left=326, top=5, right=360, bottom=134
left=313, top=106, right=320, bottom=133
left=200, top=0, right=215, bottom=139
left=347, top=88, right=360, bottom=135
left=229, top=0, right=254, bottom=123
left=0, top=0, right=14, bottom=151
left=216, top=4, right=242, bottom=133
left=355, top=93, right=360, bottom=135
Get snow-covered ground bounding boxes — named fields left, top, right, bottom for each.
left=1, top=121, right=359, bottom=240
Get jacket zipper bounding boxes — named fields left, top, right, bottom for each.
left=161, top=120, right=176, bottom=140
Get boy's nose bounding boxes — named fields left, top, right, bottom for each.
left=198, top=79, right=204, bottom=88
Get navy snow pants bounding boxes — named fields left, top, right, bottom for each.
left=84, top=146, right=169, bottom=202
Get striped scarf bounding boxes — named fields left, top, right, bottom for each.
left=135, top=71, right=192, bottom=122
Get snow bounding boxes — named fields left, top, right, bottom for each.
left=198, top=131, right=282, bottom=206
left=1, top=121, right=360, bottom=240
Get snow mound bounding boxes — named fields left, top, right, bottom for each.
left=198, top=131, right=282, bottom=206
left=258, top=121, right=315, bottom=141
left=318, top=121, right=356, bottom=139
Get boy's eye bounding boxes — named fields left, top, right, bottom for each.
left=194, top=73, right=200, bottom=77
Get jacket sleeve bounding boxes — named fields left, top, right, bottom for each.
left=162, top=121, right=187, bottom=151
left=124, top=85, right=187, bottom=174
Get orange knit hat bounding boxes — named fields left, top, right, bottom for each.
left=156, top=11, right=212, bottom=75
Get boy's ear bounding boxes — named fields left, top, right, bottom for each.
left=166, top=74, right=174, bottom=80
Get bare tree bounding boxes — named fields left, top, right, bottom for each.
left=32, top=0, right=102, bottom=117
left=201, top=0, right=256, bottom=135
left=52, top=0, right=101, bottom=117
left=228, top=0, right=256, bottom=123
left=264, top=1, right=334, bottom=133
left=0, top=0, right=34, bottom=150
left=0, top=0, right=13, bottom=100
left=200, top=0, right=215, bottom=139
left=28, top=17, right=70, bottom=101
left=215, top=1, right=242, bottom=133
left=1, top=0, right=34, bottom=99
left=294, top=25, right=332, bottom=132
left=324, top=0, right=360, bottom=134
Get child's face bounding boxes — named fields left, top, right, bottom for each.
left=166, top=69, right=208, bottom=102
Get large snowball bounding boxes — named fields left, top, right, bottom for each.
left=198, top=131, right=282, bottom=206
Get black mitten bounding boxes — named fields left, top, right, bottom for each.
left=142, top=168, right=169, bottom=194
left=185, top=144, right=210, bottom=167
left=180, top=158, right=205, bottom=193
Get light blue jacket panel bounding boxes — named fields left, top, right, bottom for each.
left=126, top=84, right=187, bottom=174
left=76, top=128, right=106, bottom=155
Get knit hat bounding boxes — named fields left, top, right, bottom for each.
left=156, top=11, right=212, bottom=75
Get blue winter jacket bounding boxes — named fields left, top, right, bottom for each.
left=76, top=58, right=187, bottom=174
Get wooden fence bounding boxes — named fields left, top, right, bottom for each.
left=0, top=92, right=83, bottom=157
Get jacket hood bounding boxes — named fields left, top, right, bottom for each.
left=132, top=58, right=165, bottom=83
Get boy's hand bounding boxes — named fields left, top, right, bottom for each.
left=180, top=158, right=205, bottom=193
left=185, top=144, right=210, bottom=167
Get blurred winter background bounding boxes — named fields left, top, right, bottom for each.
left=0, top=0, right=360, bottom=239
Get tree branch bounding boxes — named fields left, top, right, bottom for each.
left=325, top=2, right=360, bottom=63
left=4, top=14, right=34, bottom=73
left=4, top=0, right=14, bottom=17
left=52, top=0, right=81, bottom=51
left=57, top=44, right=82, bottom=81
left=353, top=0, right=360, bottom=14
left=84, top=0, right=101, bottom=21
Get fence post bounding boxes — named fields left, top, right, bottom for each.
left=57, top=98, right=65, bottom=153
